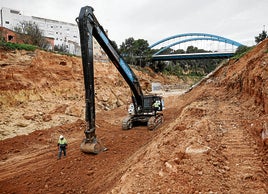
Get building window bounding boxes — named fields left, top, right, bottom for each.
left=5, top=21, right=10, bottom=24
left=10, top=10, right=20, bottom=14
left=8, top=35, right=14, bottom=41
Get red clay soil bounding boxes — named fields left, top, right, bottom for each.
left=1, top=39, right=268, bottom=194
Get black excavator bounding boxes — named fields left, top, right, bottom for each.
left=76, top=6, right=164, bottom=154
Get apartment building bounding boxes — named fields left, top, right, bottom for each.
left=0, top=7, right=107, bottom=59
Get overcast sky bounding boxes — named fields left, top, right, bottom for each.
left=1, top=0, right=267, bottom=47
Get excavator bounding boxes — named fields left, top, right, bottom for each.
left=76, top=6, right=164, bottom=154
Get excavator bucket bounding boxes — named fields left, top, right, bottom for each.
left=80, top=138, right=106, bottom=154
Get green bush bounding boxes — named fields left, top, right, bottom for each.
left=232, top=45, right=253, bottom=59
left=0, top=41, right=37, bottom=51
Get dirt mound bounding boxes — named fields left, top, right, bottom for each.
left=0, top=49, right=181, bottom=140
left=0, top=39, right=268, bottom=194
left=109, top=39, right=268, bottom=193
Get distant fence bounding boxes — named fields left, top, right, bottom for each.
left=152, top=82, right=190, bottom=92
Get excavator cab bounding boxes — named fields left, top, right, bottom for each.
left=122, top=95, right=163, bottom=130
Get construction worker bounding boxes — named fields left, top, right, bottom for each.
left=152, top=100, right=160, bottom=116
left=58, top=135, right=67, bottom=159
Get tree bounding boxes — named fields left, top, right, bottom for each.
left=120, top=37, right=135, bottom=64
left=132, top=39, right=150, bottom=66
left=120, top=37, right=135, bottom=53
left=14, top=21, right=50, bottom=49
left=235, top=45, right=250, bottom=55
left=255, top=30, right=267, bottom=44
left=174, top=49, right=185, bottom=54
left=119, top=37, right=150, bottom=66
left=133, top=39, right=150, bottom=56
left=186, top=45, right=198, bottom=53
left=110, top=40, right=118, bottom=52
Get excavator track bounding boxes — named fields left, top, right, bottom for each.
left=147, top=114, right=164, bottom=130
left=122, top=116, right=133, bottom=130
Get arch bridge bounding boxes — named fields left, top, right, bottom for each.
left=149, top=33, right=244, bottom=61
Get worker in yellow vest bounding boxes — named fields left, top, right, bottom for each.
left=152, top=100, right=160, bottom=116
left=58, top=135, right=67, bottom=159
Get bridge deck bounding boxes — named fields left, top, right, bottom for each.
left=152, top=52, right=234, bottom=61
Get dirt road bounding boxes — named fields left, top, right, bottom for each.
left=0, top=88, right=267, bottom=193
left=0, top=94, right=182, bottom=194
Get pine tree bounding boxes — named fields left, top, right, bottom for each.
left=255, top=30, right=267, bottom=44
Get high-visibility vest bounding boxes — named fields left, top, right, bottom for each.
left=58, top=138, right=67, bottom=145
left=153, top=101, right=160, bottom=108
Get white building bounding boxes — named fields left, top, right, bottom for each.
left=0, top=7, right=107, bottom=59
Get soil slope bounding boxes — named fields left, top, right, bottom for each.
left=0, top=39, right=268, bottom=194
left=0, top=49, right=181, bottom=140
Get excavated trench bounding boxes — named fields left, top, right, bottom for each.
left=1, top=39, right=268, bottom=193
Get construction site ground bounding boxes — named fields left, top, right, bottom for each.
left=1, top=39, right=268, bottom=193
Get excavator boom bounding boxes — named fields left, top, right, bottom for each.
left=76, top=6, right=163, bottom=154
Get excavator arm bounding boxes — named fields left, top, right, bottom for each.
left=76, top=6, right=144, bottom=154
left=76, top=6, right=164, bottom=154
left=77, top=6, right=144, bottom=109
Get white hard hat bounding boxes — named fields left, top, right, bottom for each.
left=59, top=135, right=64, bottom=139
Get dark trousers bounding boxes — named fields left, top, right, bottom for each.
left=58, top=146, right=66, bottom=159
left=154, top=107, right=158, bottom=116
